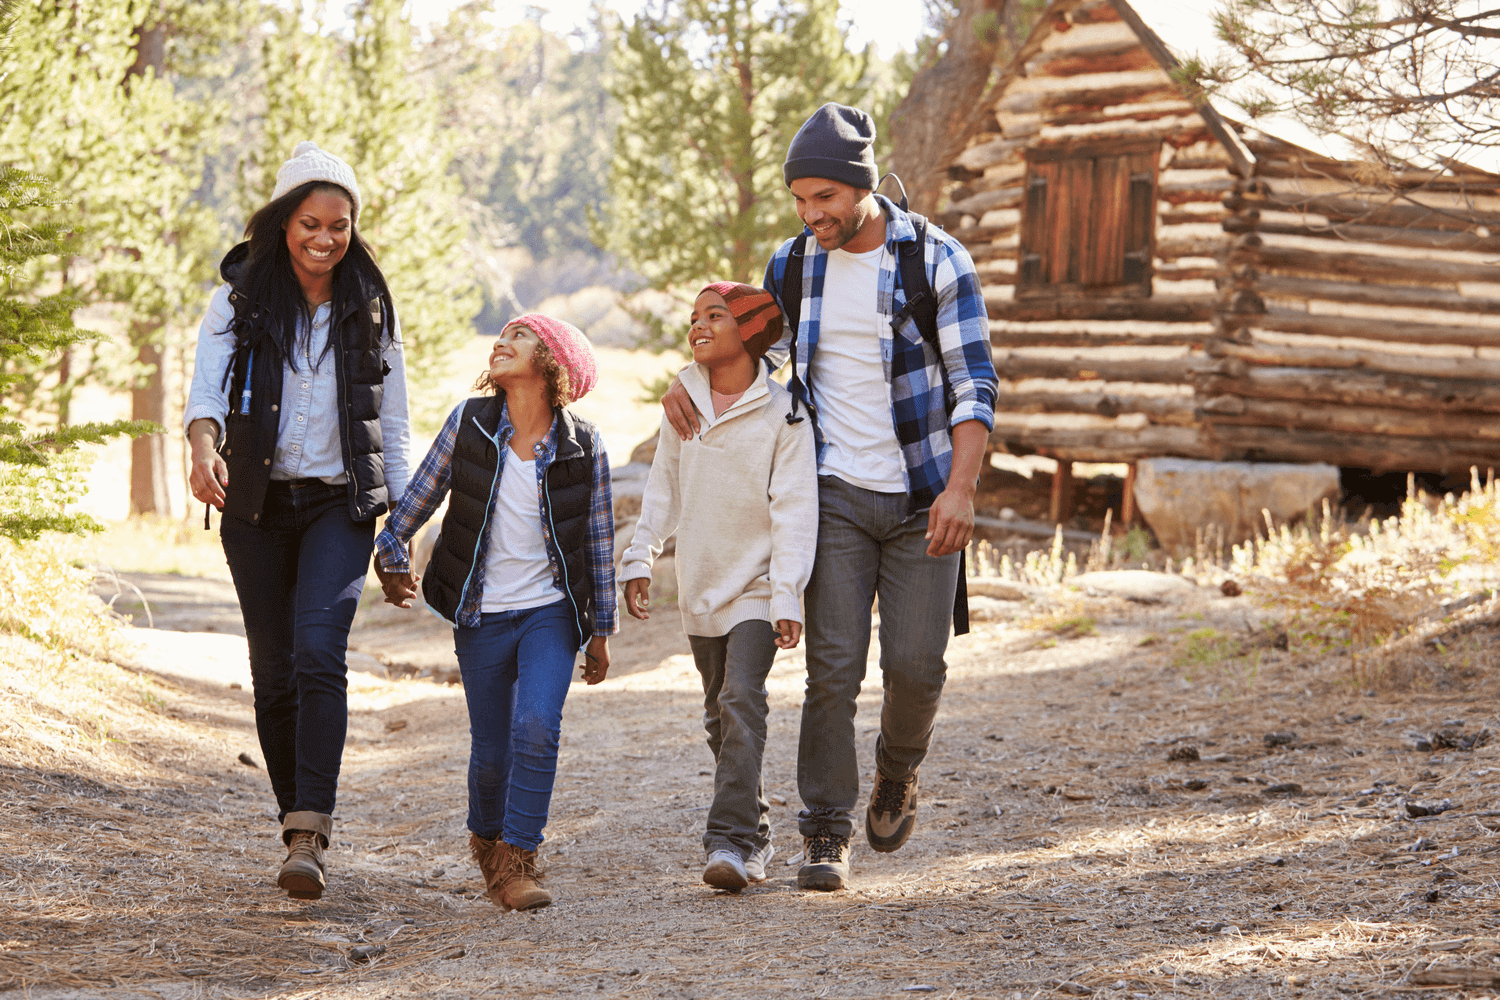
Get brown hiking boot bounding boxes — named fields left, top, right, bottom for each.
left=469, top=832, right=507, bottom=906
left=278, top=811, right=332, bottom=900
left=497, top=842, right=551, bottom=912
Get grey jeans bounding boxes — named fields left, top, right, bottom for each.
left=688, top=619, right=779, bottom=859
left=797, top=476, right=960, bottom=840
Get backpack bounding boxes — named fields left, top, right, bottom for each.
left=772, top=178, right=970, bottom=636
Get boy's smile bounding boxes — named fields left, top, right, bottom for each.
left=688, top=290, right=747, bottom=368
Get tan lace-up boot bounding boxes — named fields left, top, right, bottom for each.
left=497, top=842, right=551, bottom=911
left=278, top=811, right=333, bottom=900
left=469, top=832, right=507, bottom=906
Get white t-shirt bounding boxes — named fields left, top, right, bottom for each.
left=811, top=244, right=906, bottom=493
left=481, top=455, right=563, bottom=613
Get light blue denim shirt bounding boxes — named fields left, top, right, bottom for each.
left=184, top=283, right=411, bottom=500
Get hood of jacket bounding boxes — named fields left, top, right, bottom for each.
left=680, top=358, right=777, bottom=432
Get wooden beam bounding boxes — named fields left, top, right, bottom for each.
left=1207, top=338, right=1500, bottom=382
left=1198, top=395, right=1500, bottom=441
left=1223, top=215, right=1500, bottom=255
left=1122, top=462, right=1137, bottom=526
left=1224, top=191, right=1500, bottom=230
left=994, top=389, right=1199, bottom=425
left=1050, top=460, right=1075, bottom=525
left=991, top=329, right=1208, bottom=349
left=1253, top=274, right=1500, bottom=314
left=990, top=422, right=1208, bottom=461
left=1205, top=423, right=1500, bottom=475
left=1224, top=306, right=1500, bottom=349
left=989, top=295, right=1216, bottom=323
left=1197, top=366, right=1500, bottom=414
left=997, top=353, right=1214, bottom=384
left=1237, top=242, right=1500, bottom=286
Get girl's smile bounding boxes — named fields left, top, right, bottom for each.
left=283, top=188, right=352, bottom=292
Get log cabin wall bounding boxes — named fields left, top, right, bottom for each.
left=943, top=0, right=1250, bottom=464
left=1204, top=137, right=1500, bottom=475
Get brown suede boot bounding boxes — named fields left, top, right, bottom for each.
left=497, top=842, right=551, bottom=912
left=469, top=832, right=507, bottom=907
left=278, top=811, right=332, bottom=900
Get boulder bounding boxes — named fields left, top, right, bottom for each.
left=611, top=461, right=652, bottom=521
left=1133, top=458, right=1340, bottom=553
left=1070, top=570, right=1199, bottom=605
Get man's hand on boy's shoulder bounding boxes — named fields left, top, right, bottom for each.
left=661, top=377, right=700, bottom=440
left=775, top=620, right=801, bottom=650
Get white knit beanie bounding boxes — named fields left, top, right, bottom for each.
left=271, top=141, right=362, bottom=222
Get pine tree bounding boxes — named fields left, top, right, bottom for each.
left=597, top=0, right=875, bottom=288
left=0, top=168, right=155, bottom=540
left=251, top=0, right=479, bottom=420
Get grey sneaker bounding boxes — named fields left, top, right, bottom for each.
left=866, top=771, right=919, bottom=853
left=703, top=850, right=749, bottom=891
left=796, top=827, right=850, bottom=891
left=745, top=841, right=775, bottom=882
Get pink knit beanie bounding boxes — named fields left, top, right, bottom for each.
left=505, top=313, right=598, bottom=401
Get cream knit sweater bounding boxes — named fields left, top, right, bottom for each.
left=619, top=360, right=817, bottom=637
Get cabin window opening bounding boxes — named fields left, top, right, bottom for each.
left=1017, top=141, right=1159, bottom=298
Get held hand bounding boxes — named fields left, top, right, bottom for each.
left=775, top=620, right=801, bottom=650
left=925, top=488, right=975, bottom=558
left=624, top=578, right=651, bottom=620
left=661, top=376, right=699, bottom=441
left=373, top=555, right=418, bottom=609
left=581, top=636, right=611, bottom=685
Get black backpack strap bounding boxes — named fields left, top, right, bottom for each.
left=779, top=233, right=809, bottom=425
left=891, top=212, right=970, bottom=636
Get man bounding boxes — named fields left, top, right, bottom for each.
left=663, top=103, right=998, bottom=891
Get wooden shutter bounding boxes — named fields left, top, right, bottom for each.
left=1017, top=142, right=1159, bottom=298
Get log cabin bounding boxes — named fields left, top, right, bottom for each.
left=942, top=0, right=1500, bottom=522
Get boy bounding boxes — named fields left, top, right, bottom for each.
left=620, top=282, right=817, bottom=891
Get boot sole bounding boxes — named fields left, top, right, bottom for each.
left=703, top=860, right=749, bottom=891
left=278, top=872, right=325, bottom=900
left=796, top=864, right=848, bottom=891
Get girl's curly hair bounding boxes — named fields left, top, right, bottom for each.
left=472, top=337, right=574, bottom=409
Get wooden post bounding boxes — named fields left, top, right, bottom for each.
left=1122, top=461, right=1137, bottom=527
left=1049, top=459, right=1075, bottom=525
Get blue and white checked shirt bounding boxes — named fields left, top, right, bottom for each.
left=762, top=195, right=999, bottom=514
left=374, top=400, right=618, bottom=636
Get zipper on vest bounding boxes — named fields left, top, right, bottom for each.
left=238, top=348, right=255, bottom=415
left=455, top=415, right=505, bottom=622
left=541, top=458, right=585, bottom=652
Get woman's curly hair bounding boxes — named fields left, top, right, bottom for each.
left=472, top=336, right=574, bottom=409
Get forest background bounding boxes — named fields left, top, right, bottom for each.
left=0, top=0, right=1048, bottom=527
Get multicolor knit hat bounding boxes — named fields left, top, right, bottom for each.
left=505, top=313, right=598, bottom=401
left=700, top=282, right=784, bottom=360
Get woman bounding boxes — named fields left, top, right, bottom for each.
left=372, top=313, right=615, bottom=912
left=184, top=141, right=409, bottom=901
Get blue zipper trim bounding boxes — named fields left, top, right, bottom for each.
left=454, top=413, right=505, bottom=623
left=541, top=452, right=586, bottom=652
left=238, top=347, right=255, bottom=415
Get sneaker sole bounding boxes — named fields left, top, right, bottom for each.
left=703, top=861, right=749, bottom=891
left=865, top=812, right=916, bottom=853
left=796, top=864, right=847, bottom=891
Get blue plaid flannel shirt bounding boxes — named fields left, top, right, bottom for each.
left=373, top=400, right=618, bottom=636
left=763, top=194, right=999, bottom=514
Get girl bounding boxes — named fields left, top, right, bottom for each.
left=373, top=313, right=615, bottom=912
left=185, top=141, right=410, bottom=901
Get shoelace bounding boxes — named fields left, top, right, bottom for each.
left=807, top=830, right=846, bottom=864
left=871, top=775, right=911, bottom=816
left=507, top=852, right=545, bottom=885
left=286, top=831, right=322, bottom=866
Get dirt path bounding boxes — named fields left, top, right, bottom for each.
left=5, top=576, right=1500, bottom=999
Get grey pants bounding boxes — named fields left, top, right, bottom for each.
left=797, top=476, right=960, bottom=840
left=688, top=619, right=779, bottom=859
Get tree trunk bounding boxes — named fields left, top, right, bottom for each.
left=887, top=0, right=1030, bottom=217
left=128, top=16, right=170, bottom=516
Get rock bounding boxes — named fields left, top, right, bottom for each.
left=1070, top=570, right=1198, bottom=604
left=967, top=576, right=1028, bottom=601
left=347, top=651, right=387, bottom=678
left=1264, top=731, right=1296, bottom=746
left=236, top=751, right=260, bottom=769
left=1220, top=578, right=1242, bottom=597
left=611, top=461, right=652, bottom=521
left=1167, top=745, right=1200, bottom=762
left=1133, top=458, right=1341, bottom=553
left=349, top=944, right=386, bottom=962
left=629, top=430, right=660, bottom=466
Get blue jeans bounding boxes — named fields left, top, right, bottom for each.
left=798, top=476, right=960, bottom=840
left=220, top=479, right=374, bottom=821
left=454, top=600, right=577, bottom=851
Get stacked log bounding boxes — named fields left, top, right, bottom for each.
left=945, top=0, right=1241, bottom=463
left=1203, top=134, right=1500, bottom=474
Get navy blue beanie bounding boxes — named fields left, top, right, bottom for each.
left=783, top=103, right=879, bottom=190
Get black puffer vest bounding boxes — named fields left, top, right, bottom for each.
left=217, top=242, right=392, bottom=525
left=422, top=395, right=597, bottom=647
